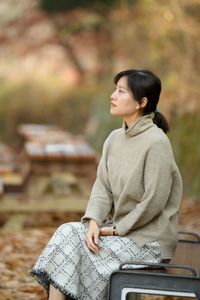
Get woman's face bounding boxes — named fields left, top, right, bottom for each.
left=110, top=76, right=139, bottom=119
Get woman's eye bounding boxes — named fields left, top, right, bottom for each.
left=119, top=90, right=124, bottom=93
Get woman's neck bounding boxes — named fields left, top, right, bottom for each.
left=123, top=113, right=141, bottom=128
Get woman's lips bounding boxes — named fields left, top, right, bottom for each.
left=111, top=102, right=117, bottom=107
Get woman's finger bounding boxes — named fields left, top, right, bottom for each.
left=86, top=232, right=99, bottom=253
left=93, top=230, right=99, bottom=245
left=88, top=240, right=98, bottom=253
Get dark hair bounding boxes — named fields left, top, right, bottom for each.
left=114, top=69, right=169, bottom=133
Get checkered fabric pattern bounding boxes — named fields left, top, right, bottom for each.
left=31, top=222, right=161, bottom=300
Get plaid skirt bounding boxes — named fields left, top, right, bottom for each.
left=31, top=222, right=161, bottom=300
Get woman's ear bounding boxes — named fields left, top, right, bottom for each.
left=140, top=97, right=148, bottom=108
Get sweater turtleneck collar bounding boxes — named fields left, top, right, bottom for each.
left=123, top=113, right=155, bottom=137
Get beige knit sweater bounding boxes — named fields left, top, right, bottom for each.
left=82, top=113, right=183, bottom=259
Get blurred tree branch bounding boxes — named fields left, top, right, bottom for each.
left=38, top=0, right=120, bottom=82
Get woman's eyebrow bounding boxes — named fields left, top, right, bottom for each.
left=117, top=85, right=127, bottom=90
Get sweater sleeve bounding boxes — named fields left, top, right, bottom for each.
left=115, top=141, right=174, bottom=236
left=81, top=137, right=113, bottom=227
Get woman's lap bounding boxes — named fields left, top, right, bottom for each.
left=31, top=222, right=161, bottom=300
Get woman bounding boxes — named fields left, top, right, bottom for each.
left=31, top=69, right=183, bottom=300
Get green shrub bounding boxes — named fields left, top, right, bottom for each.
left=169, top=113, right=200, bottom=198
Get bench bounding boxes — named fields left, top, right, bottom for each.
left=108, top=232, right=200, bottom=300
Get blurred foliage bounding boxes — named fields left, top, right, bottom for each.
left=39, top=0, right=123, bottom=80
left=0, top=79, right=97, bottom=146
left=85, top=95, right=121, bottom=151
left=60, top=15, right=102, bottom=35
left=0, top=0, right=200, bottom=198
left=40, top=0, right=120, bottom=12
left=39, top=0, right=200, bottom=103
left=169, top=113, right=200, bottom=198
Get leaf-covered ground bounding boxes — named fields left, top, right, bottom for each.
left=0, top=199, right=200, bottom=300
left=0, top=228, right=53, bottom=300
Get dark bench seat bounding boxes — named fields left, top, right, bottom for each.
left=108, top=233, right=200, bottom=300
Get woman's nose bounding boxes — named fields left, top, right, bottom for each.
left=110, top=91, right=116, bottom=100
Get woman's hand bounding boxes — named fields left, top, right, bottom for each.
left=99, top=227, right=113, bottom=236
left=86, top=219, right=100, bottom=254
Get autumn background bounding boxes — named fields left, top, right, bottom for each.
left=0, top=0, right=200, bottom=299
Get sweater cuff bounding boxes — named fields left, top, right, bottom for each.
left=115, top=219, right=130, bottom=236
left=81, top=213, right=102, bottom=228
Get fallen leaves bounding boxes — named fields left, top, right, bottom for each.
left=0, top=228, right=54, bottom=300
